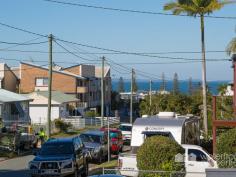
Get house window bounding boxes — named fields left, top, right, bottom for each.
left=36, top=78, right=48, bottom=86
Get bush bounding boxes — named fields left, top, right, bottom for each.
left=85, top=111, right=99, bottom=117
left=216, top=128, right=236, bottom=168
left=137, top=136, right=185, bottom=177
left=54, top=119, right=72, bottom=133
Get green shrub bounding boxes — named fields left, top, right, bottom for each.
left=85, top=111, right=99, bottom=117
left=137, top=136, right=185, bottom=177
left=54, top=119, right=72, bottom=133
left=216, top=128, right=236, bottom=168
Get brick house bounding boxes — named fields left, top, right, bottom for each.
left=0, top=63, right=19, bottom=92
left=19, top=62, right=111, bottom=115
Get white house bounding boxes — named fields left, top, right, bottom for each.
left=0, top=89, right=32, bottom=130
left=25, top=91, right=79, bottom=124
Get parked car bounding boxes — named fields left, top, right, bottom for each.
left=100, top=128, right=124, bottom=154
left=119, top=123, right=132, bottom=144
left=80, top=130, right=108, bottom=163
left=28, top=136, right=88, bottom=177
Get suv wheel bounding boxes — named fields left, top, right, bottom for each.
left=70, top=166, right=78, bottom=177
left=81, top=162, right=88, bottom=177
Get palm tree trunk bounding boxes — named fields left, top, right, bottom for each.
left=200, top=14, right=208, bottom=136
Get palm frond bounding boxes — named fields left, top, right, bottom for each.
left=226, top=37, right=236, bottom=56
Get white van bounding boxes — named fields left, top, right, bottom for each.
left=119, top=123, right=132, bottom=143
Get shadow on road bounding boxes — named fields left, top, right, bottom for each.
left=0, top=169, right=30, bottom=177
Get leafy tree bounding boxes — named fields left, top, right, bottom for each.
left=118, top=77, right=125, bottom=93
left=137, top=136, right=185, bottom=177
left=226, top=36, right=236, bottom=56
left=172, top=73, right=179, bottom=94
left=160, top=72, right=166, bottom=91
left=216, top=128, right=236, bottom=168
left=164, top=0, right=233, bottom=135
left=188, top=77, right=193, bottom=95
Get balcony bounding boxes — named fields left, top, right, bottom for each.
left=77, top=86, right=88, bottom=93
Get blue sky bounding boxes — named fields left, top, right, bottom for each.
left=0, top=0, right=235, bottom=81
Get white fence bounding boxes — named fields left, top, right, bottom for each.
left=84, top=117, right=120, bottom=126
left=62, top=117, right=85, bottom=129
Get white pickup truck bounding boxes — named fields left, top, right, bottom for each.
left=118, top=144, right=217, bottom=177
left=118, top=114, right=217, bottom=177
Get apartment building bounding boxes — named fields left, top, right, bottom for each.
left=19, top=62, right=111, bottom=115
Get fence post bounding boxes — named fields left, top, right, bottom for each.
left=103, top=168, right=105, bottom=175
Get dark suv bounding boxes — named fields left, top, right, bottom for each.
left=29, top=137, right=88, bottom=177
left=79, top=130, right=108, bottom=163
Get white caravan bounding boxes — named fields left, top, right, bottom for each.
left=118, top=113, right=217, bottom=177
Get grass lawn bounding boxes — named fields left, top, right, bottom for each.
left=51, top=126, right=100, bottom=138
left=97, top=159, right=118, bottom=169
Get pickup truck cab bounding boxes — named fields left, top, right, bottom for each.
left=118, top=144, right=217, bottom=177
left=29, top=137, right=88, bottom=177
left=119, top=123, right=132, bottom=144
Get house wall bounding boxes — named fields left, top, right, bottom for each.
left=3, top=65, right=18, bottom=92
left=0, top=64, right=18, bottom=92
left=20, top=63, right=77, bottom=94
left=29, top=105, right=59, bottom=124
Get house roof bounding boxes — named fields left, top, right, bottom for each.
left=0, top=89, right=32, bottom=103
left=25, top=91, right=79, bottom=105
left=21, top=62, right=86, bottom=80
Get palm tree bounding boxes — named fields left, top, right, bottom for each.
left=226, top=37, right=236, bottom=56
left=164, top=0, right=233, bottom=136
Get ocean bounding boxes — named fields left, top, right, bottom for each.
left=112, top=80, right=230, bottom=95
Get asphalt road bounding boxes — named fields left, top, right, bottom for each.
left=0, top=146, right=131, bottom=177
left=0, top=155, right=34, bottom=177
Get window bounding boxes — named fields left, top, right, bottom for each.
left=36, top=78, right=48, bottom=86
left=188, top=149, right=207, bottom=162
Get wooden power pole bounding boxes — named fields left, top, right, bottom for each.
left=46, top=34, right=53, bottom=138
left=101, top=56, right=105, bottom=127
left=130, top=68, right=134, bottom=124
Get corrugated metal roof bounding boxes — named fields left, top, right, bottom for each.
left=29, top=91, right=79, bottom=104
left=0, top=89, right=32, bottom=103
left=133, top=117, right=186, bottom=127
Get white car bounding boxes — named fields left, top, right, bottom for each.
left=119, top=123, right=132, bottom=143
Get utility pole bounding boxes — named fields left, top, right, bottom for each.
left=130, top=69, right=134, bottom=124
left=149, top=79, right=152, bottom=115
left=107, top=116, right=110, bottom=162
left=46, top=34, right=53, bottom=138
left=101, top=56, right=105, bottom=127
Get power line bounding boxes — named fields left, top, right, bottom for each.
left=0, top=40, right=48, bottom=45
left=0, top=22, right=47, bottom=38
left=56, top=38, right=229, bottom=61
left=42, top=0, right=236, bottom=19
left=0, top=48, right=227, bottom=54
left=53, top=40, right=99, bottom=62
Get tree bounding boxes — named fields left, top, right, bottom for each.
left=164, top=0, right=233, bottom=136
left=188, top=77, right=193, bottom=95
left=137, top=136, right=185, bottom=177
left=118, top=77, right=125, bottom=93
left=226, top=37, right=236, bottom=56
left=160, top=72, right=166, bottom=91
left=172, top=73, right=179, bottom=94
left=216, top=128, right=236, bottom=168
